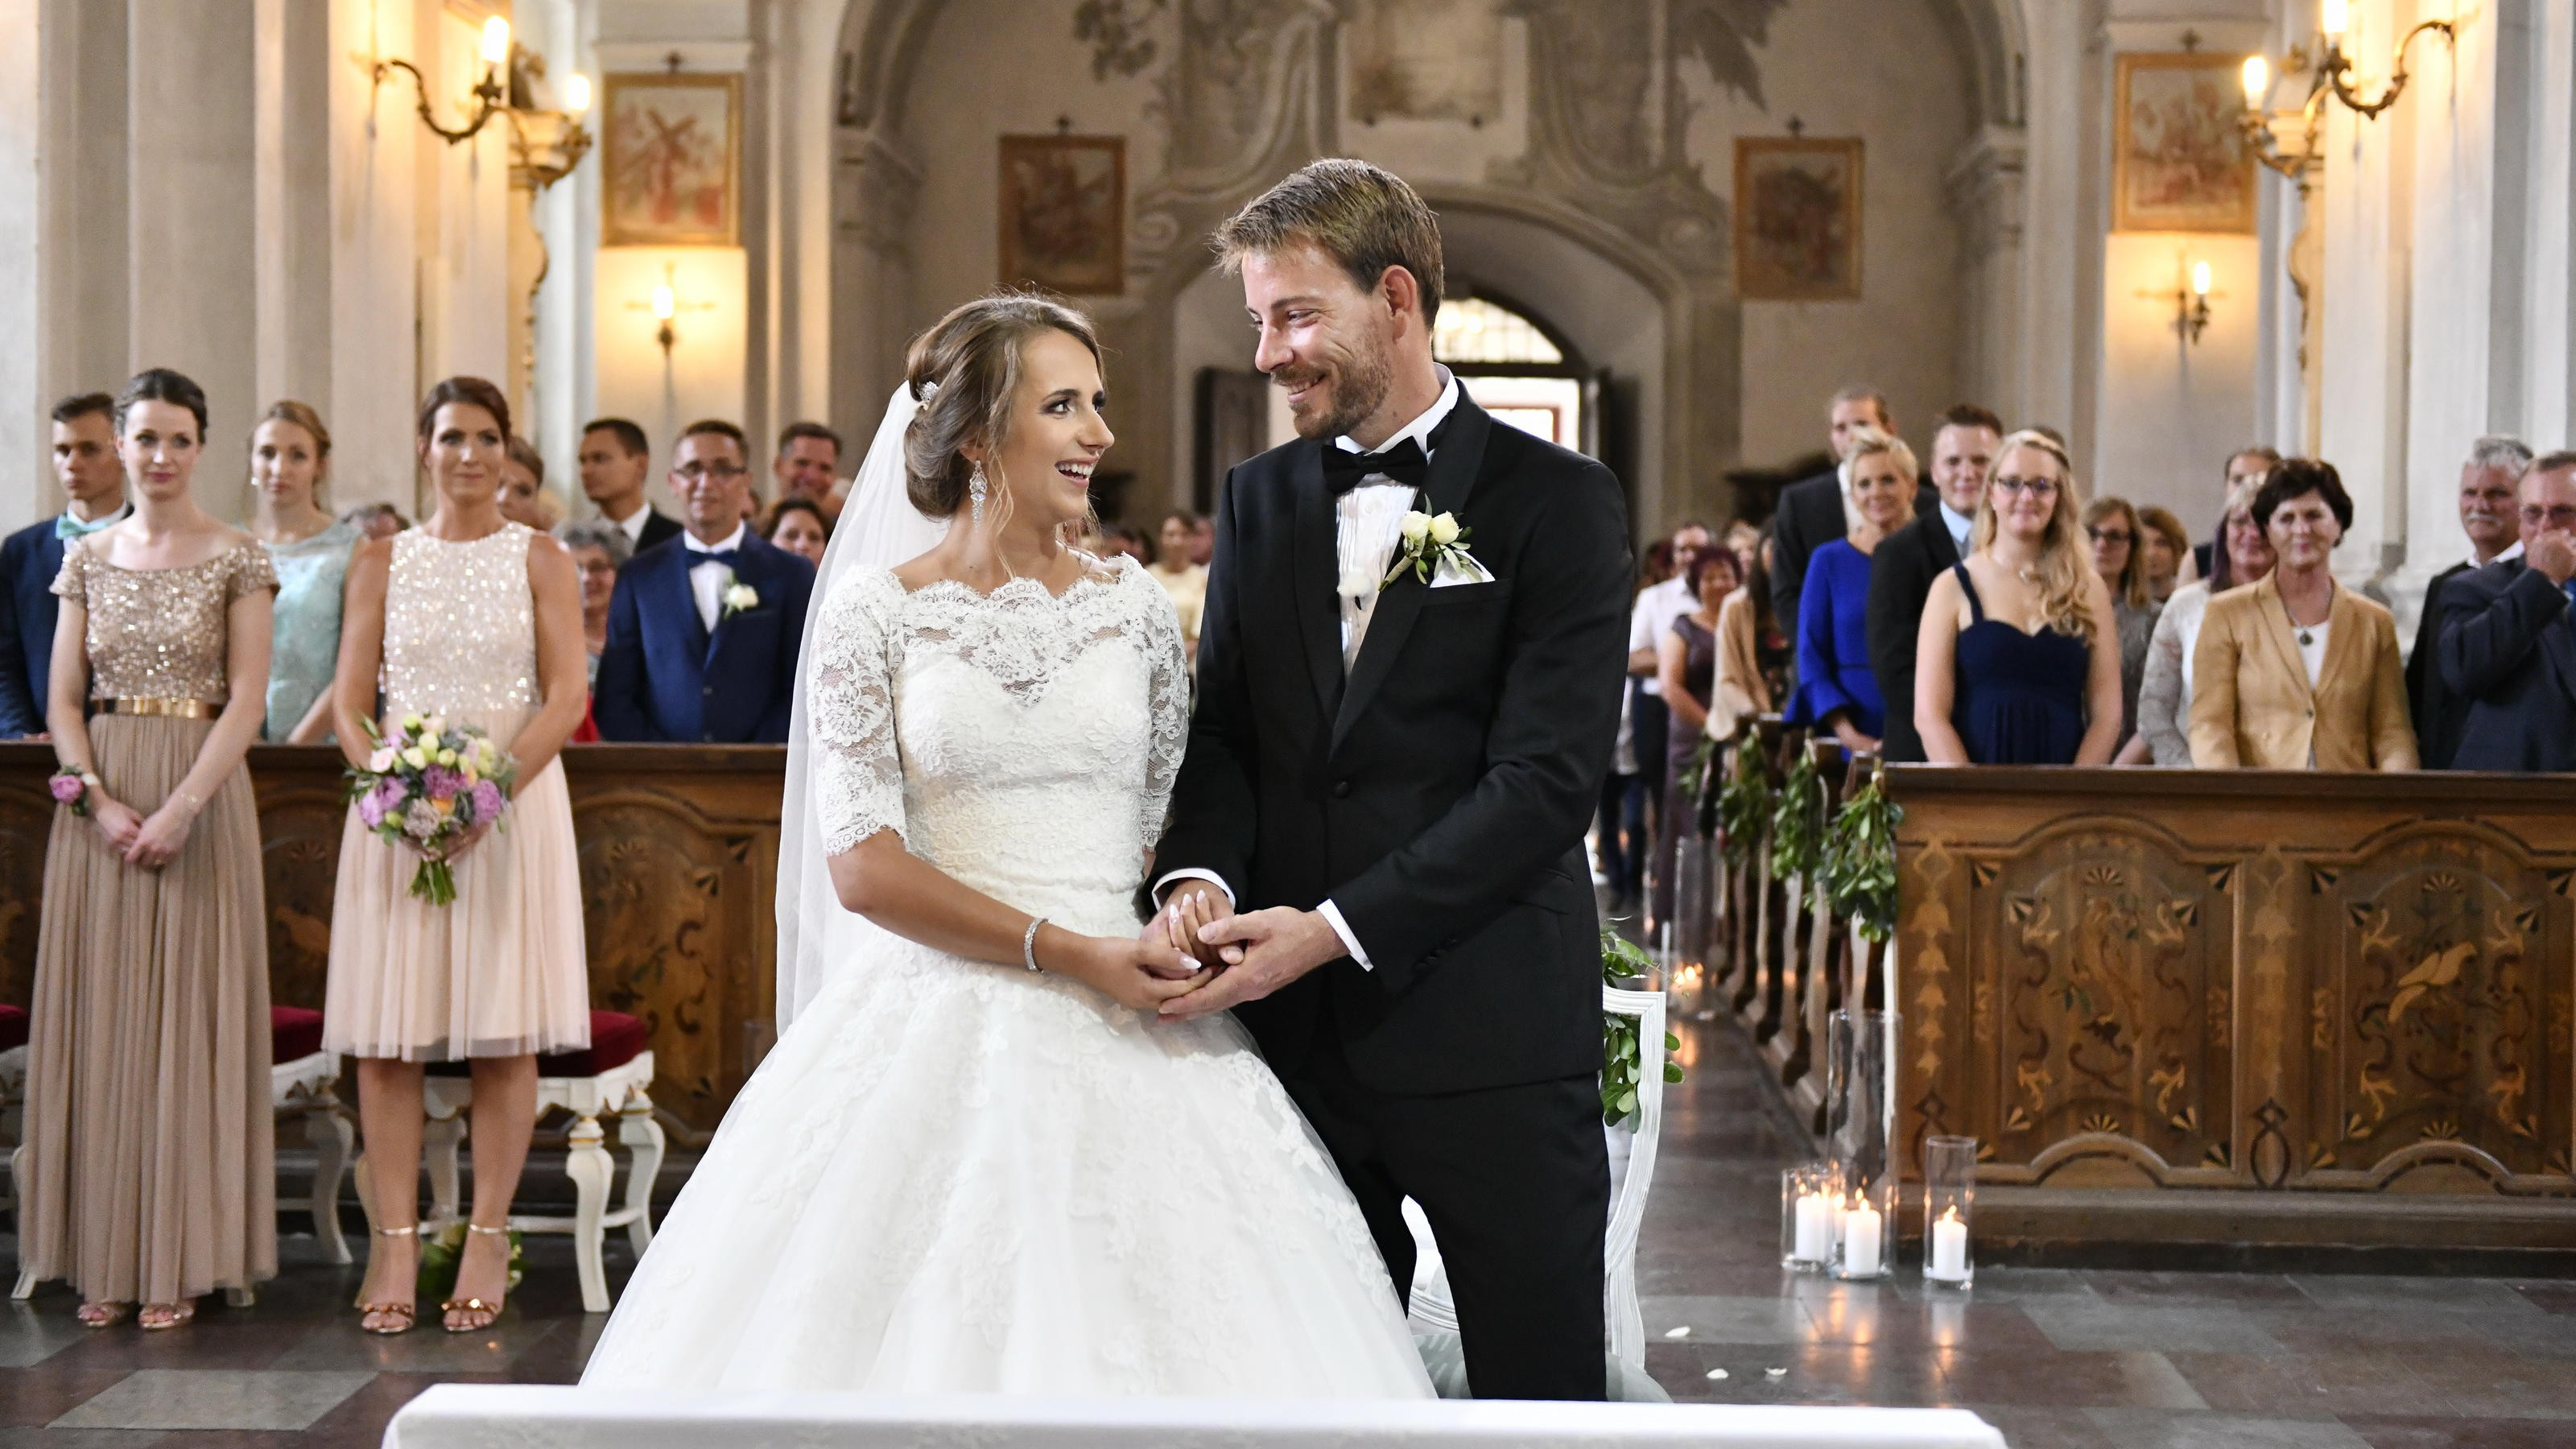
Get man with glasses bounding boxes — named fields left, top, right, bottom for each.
left=2406, top=436, right=2532, bottom=768
left=592, top=419, right=817, bottom=743
left=2438, top=451, right=2576, bottom=773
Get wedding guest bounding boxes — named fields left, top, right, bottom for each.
left=762, top=495, right=832, bottom=570
left=497, top=436, right=563, bottom=530
left=1100, top=522, right=1153, bottom=566
left=1770, top=388, right=1935, bottom=626
left=1187, top=511, right=1213, bottom=567
left=2189, top=445, right=2283, bottom=580
left=1150, top=509, right=1208, bottom=657
left=2408, top=436, right=2531, bottom=769
left=770, top=421, right=844, bottom=522
left=1792, top=427, right=1913, bottom=753
left=2138, top=506, right=2189, bottom=603
left=578, top=417, right=681, bottom=554
left=1913, top=431, right=2121, bottom=766
left=0, top=394, right=131, bottom=737
left=1866, top=402, right=2001, bottom=762
left=325, top=376, right=591, bottom=1335
left=2440, top=452, right=2576, bottom=772
left=2084, top=495, right=2161, bottom=753
left=553, top=520, right=632, bottom=687
left=1723, top=519, right=1763, bottom=580
left=1654, top=549, right=1740, bottom=906
left=2190, top=458, right=2416, bottom=770
left=1711, top=543, right=1790, bottom=741
left=343, top=502, right=411, bottom=539
left=19, top=367, right=278, bottom=1331
left=1628, top=522, right=1710, bottom=854
left=2130, top=481, right=2275, bottom=766
left=592, top=419, right=815, bottom=743
left=248, top=402, right=362, bottom=742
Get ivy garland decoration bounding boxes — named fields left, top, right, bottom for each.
left=1822, top=770, right=1904, bottom=942
left=1600, top=927, right=1684, bottom=1127
left=1768, top=743, right=1828, bottom=881
left=1715, top=732, right=1772, bottom=865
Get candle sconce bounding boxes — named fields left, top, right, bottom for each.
left=2139, top=258, right=2219, bottom=348
left=370, top=15, right=593, bottom=192
left=2313, top=0, right=2455, bottom=122
left=2237, top=0, right=2461, bottom=191
left=629, top=262, right=716, bottom=357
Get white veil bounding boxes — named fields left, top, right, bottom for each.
left=776, top=383, right=948, bottom=1027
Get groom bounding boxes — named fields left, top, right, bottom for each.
left=1152, top=160, right=1632, bottom=1401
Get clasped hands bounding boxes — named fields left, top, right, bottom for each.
left=1136, top=883, right=1344, bottom=1022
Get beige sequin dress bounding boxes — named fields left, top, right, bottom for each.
left=19, top=540, right=279, bottom=1305
left=323, top=523, right=589, bottom=1061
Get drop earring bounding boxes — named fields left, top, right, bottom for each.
left=968, top=461, right=988, bottom=526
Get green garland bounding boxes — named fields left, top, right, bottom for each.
left=1768, top=744, right=1827, bottom=881
left=1821, top=772, right=1904, bottom=942
left=1715, top=733, right=1772, bottom=865
left=1600, top=927, right=1684, bottom=1126
left=1674, top=734, right=1718, bottom=803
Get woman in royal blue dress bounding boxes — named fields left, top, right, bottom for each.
left=1911, top=430, right=2122, bottom=766
left=1790, top=425, right=1915, bottom=753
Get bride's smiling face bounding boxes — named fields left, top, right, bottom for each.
left=972, top=328, right=1113, bottom=535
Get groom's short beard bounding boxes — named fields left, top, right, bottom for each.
left=1279, top=332, right=1393, bottom=443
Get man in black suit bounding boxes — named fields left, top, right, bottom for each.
left=0, top=393, right=130, bottom=737
left=1865, top=403, right=2002, bottom=762
left=2440, top=452, right=2576, bottom=774
left=578, top=417, right=683, bottom=554
left=1151, top=161, right=1629, bottom=1401
left=1769, top=387, right=1937, bottom=628
left=2192, top=445, right=2284, bottom=578
left=2406, top=436, right=2529, bottom=768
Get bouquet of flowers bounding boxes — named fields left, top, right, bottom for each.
left=346, top=712, right=516, bottom=906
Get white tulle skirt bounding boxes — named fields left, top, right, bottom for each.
left=579, top=911, right=1434, bottom=1399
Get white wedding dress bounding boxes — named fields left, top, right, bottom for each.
left=580, top=557, right=1434, bottom=1398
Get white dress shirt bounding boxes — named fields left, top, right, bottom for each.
left=1156, top=370, right=1467, bottom=972
left=1628, top=576, right=1694, bottom=696
left=682, top=523, right=749, bottom=633
left=1939, top=502, right=1974, bottom=553
left=608, top=501, right=652, bottom=550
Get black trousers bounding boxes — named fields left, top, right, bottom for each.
left=1284, top=1023, right=1609, bottom=1401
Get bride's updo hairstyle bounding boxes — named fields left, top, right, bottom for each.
left=902, top=293, right=1103, bottom=519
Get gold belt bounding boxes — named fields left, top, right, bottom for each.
left=97, top=696, right=220, bottom=720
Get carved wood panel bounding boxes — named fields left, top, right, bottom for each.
left=0, top=779, right=52, bottom=1012
left=259, top=778, right=352, bottom=1011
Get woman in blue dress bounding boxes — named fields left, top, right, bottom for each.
left=1790, top=425, right=1914, bottom=753
left=246, top=402, right=361, bottom=742
left=1911, top=430, right=2123, bottom=766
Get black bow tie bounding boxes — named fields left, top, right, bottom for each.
left=1322, top=437, right=1430, bottom=496
left=688, top=547, right=741, bottom=568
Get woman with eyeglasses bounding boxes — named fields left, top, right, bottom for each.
left=2126, top=481, right=2274, bottom=766
left=1790, top=424, right=1913, bottom=754
left=1911, top=431, right=2122, bottom=766
left=2083, top=496, right=2161, bottom=754
left=2189, top=458, right=2416, bottom=770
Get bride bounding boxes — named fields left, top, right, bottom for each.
left=579, top=295, right=1433, bottom=1397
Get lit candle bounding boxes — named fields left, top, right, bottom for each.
left=1930, top=1205, right=1969, bottom=1282
left=2191, top=261, right=2212, bottom=298
left=1794, top=1190, right=1831, bottom=1262
left=2240, top=55, right=2269, bottom=108
left=564, top=72, right=592, bottom=117
left=480, top=15, right=512, bottom=67
left=1840, top=1201, right=1883, bottom=1277
left=2319, top=0, right=2347, bottom=45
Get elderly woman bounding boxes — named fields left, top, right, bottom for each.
left=2189, top=459, right=2416, bottom=770
left=554, top=519, right=631, bottom=689
left=2127, top=481, right=2274, bottom=766
left=2084, top=495, right=2161, bottom=754
left=1790, top=424, right=1914, bottom=753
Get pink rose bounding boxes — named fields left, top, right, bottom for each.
left=49, top=774, right=83, bottom=803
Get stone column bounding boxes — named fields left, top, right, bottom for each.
left=0, top=0, right=43, bottom=528
left=1947, top=124, right=2027, bottom=427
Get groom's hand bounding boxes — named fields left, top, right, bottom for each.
left=1158, top=907, right=1341, bottom=1021
left=1155, top=883, right=1245, bottom=969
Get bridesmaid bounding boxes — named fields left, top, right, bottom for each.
left=248, top=401, right=362, bottom=741
left=21, top=367, right=279, bottom=1330
left=324, top=378, right=591, bottom=1335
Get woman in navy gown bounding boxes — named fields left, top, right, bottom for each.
left=1911, top=430, right=2123, bottom=766
left=1790, top=426, right=1914, bottom=753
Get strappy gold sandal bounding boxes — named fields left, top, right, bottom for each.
left=441, top=1221, right=510, bottom=1333
left=357, top=1222, right=420, bottom=1335
left=76, top=1301, right=132, bottom=1329
left=138, top=1301, right=196, bottom=1331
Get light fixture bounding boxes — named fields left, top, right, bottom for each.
left=2236, top=47, right=2326, bottom=188
left=2178, top=259, right=2214, bottom=345
left=2314, top=0, right=2454, bottom=122
left=651, top=283, right=678, bottom=353
left=630, top=264, right=712, bottom=358
left=369, top=14, right=593, bottom=191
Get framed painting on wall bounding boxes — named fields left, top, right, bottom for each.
left=999, top=135, right=1125, bottom=296
left=2113, top=53, right=2256, bottom=233
left=601, top=73, right=742, bottom=246
left=1734, top=137, right=1864, bottom=301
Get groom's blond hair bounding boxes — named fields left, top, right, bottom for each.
left=1212, top=159, right=1445, bottom=325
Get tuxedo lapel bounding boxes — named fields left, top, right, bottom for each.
left=1331, top=395, right=1494, bottom=756
left=1290, top=444, right=1345, bottom=720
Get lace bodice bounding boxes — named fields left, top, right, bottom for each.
left=54, top=540, right=277, bottom=702
left=382, top=523, right=539, bottom=715
left=809, top=557, right=1187, bottom=931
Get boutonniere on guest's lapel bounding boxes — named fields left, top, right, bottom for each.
left=720, top=576, right=761, bottom=620
left=1382, top=510, right=1483, bottom=590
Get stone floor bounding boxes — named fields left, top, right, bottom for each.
left=7, top=1017, right=2576, bottom=1446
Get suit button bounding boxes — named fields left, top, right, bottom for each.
left=1331, top=781, right=1352, bottom=799
left=703, top=687, right=715, bottom=696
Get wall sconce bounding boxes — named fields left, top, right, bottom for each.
left=2314, top=0, right=2454, bottom=121
left=374, top=15, right=513, bottom=144
left=372, top=14, right=593, bottom=190
left=2140, top=258, right=2216, bottom=346
left=2237, top=52, right=2325, bottom=189
left=629, top=264, right=713, bottom=357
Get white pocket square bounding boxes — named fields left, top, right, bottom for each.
left=1428, top=554, right=1494, bottom=588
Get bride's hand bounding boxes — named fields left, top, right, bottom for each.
left=1059, top=932, right=1214, bottom=1012
left=1159, top=885, right=1245, bottom=969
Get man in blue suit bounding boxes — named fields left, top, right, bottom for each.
left=593, top=419, right=815, bottom=743
left=0, top=394, right=130, bottom=737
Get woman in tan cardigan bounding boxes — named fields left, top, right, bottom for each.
left=2189, top=458, right=2416, bottom=770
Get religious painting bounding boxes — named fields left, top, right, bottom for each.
left=1348, top=0, right=1505, bottom=124
left=1734, top=137, right=1863, bottom=302
left=999, top=135, right=1126, bottom=296
left=2113, top=53, right=2256, bottom=233
left=602, top=74, right=741, bottom=246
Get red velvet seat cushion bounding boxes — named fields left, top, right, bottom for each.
left=0, top=1003, right=27, bottom=1053
left=271, top=1005, right=326, bottom=1061
left=426, top=1010, right=646, bottom=1079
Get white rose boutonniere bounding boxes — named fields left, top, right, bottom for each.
left=1381, top=510, right=1480, bottom=589
left=720, top=576, right=761, bottom=620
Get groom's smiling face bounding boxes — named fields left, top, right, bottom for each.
left=1243, top=244, right=1397, bottom=445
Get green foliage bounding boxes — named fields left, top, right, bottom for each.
left=416, top=1221, right=526, bottom=1302
left=1675, top=734, right=1719, bottom=803
left=1822, top=773, right=1904, bottom=942
left=1715, top=733, right=1772, bottom=865
left=1599, top=927, right=1686, bottom=1126
left=1768, top=745, right=1828, bottom=880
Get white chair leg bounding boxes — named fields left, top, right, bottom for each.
left=308, top=1094, right=354, bottom=1265
left=564, top=1110, right=613, bottom=1313
left=616, top=1091, right=664, bottom=1256
left=9, top=1142, right=32, bottom=1299
left=424, top=1098, right=467, bottom=1226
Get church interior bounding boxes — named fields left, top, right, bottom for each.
left=3, top=0, right=2575, bottom=1444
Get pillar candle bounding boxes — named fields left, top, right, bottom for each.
left=1930, top=1206, right=1969, bottom=1282
left=1841, top=1203, right=1883, bottom=1276
left=1794, top=1191, right=1831, bottom=1261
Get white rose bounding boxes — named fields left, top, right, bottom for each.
left=724, top=581, right=761, bottom=613
left=1399, top=511, right=1433, bottom=547
left=1429, top=512, right=1462, bottom=546
left=436, top=749, right=459, bottom=767
left=367, top=747, right=396, bottom=774
left=422, top=715, right=446, bottom=736
left=1338, top=568, right=1378, bottom=597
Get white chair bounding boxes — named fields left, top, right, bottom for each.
left=1406, top=984, right=1668, bottom=1385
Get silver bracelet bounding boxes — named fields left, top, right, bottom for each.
left=1022, top=916, right=1048, bottom=973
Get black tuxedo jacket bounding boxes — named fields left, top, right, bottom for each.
left=2405, top=559, right=2474, bottom=769
left=1864, top=508, right=1965, bottom=763
left=2438, top=559, right=2576, bottom=774
left=1154, top=395, right=1633, bottom=1096
left=1769, top=469, right=1939, bottom=630
left=634, top=508, right=684, bottom=553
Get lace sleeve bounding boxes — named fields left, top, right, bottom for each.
left=811, top=571, right=907, bottom=854
left=1132, top=566, right=1190, bottom=854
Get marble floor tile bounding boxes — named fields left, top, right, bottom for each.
left=1936, top=1349, right=2208, bottom=1410
left=0, top=1430, right=171, bottom=1449
left=2021, top=1302, right=2290, bottom=1356
left=48, top=1368, right=374, bottom=1431
left=1967, top=1404, right=2121, bottom=1449
left=1640, top=1294, right=1814, bottom=1345
left=2290, top=1276, right=2545, bottom=1317
left=2161, top=1350, right=2448, bottom=1418
left=2339, top=1414, right=2576, bottom=1448
left=2083, top=1408, right=2373, bottom=1448
left=2083, top=1270, right=2311, bottom=1307
left=0, top=1303, right=89, bottom=1369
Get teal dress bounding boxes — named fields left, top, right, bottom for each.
left=262, top=521, right=361, bottom=741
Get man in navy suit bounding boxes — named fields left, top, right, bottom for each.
left=2440, top=452, right=2576, bottom=774
left=592, top=419, right=815, bottom=743
left=0, top=393, right=130, bottom=737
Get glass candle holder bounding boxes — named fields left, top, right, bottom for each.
left=1826, top=1007, right=1899, bottom=1281
left=1674, top=833, right=1711, bottom=980
left=1922, top=1133, right=1978, bottom=1289
left=1780, top=1161, right=1841, bottom=1272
